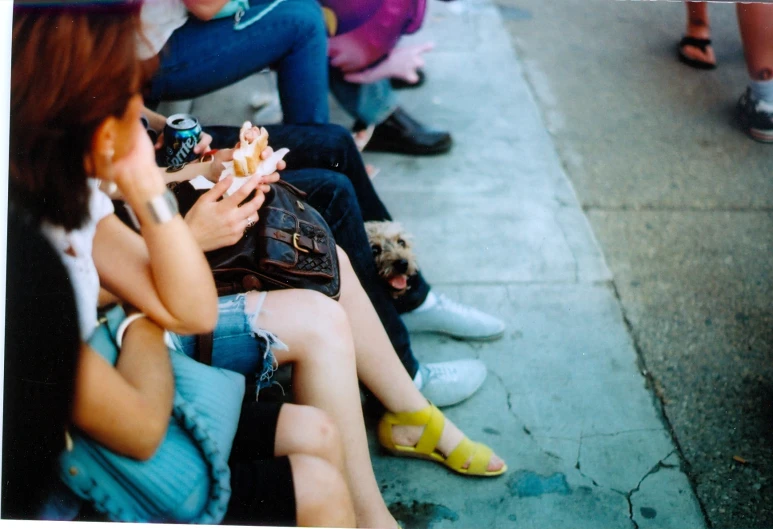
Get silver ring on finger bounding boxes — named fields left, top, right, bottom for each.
left=245, top=215, right=256, bottom=229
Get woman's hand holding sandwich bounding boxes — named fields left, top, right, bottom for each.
left=184, top=174, right=266, bottom=252
left=203, top=145, right=284, bottom=187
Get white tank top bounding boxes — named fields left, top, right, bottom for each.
left=40, top=180, right=115, bottom=341
left=137, top=0, right=190, bottom=60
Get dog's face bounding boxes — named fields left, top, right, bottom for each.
left=365, top=221, right=419, bottom=298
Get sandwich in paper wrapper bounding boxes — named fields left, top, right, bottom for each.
left=219, top=121, right=290, bottom=195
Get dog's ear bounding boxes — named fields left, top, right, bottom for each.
left=364, top=220, right=381, bottom=239
left=391, top=222, right=413, bottom=245
left=387, top=221, right=403, bottom=233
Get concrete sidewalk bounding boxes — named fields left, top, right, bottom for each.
left=165, top=0, right=707, bottom=526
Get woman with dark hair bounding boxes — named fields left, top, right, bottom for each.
left=3, top=203, right=81, bottom=519
left=9, top=3, right=356, bottom=526
left=10, top=3, right=507, bottom=527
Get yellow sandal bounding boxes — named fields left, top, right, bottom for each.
left=377, top=403, right=507, bottom=477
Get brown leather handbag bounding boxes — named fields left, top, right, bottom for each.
left=170, top=179, right=341, bottom=300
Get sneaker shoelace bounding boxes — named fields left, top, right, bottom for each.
left=742, top=89, right=773, bottom=114
left=757, top=99, right=773, bottom=113
left=424, top=363, right=461, bottom=384
left=435, top=293, right=482, bottom=318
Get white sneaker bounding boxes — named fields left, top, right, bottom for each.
left=402, top=293, right=506, bottom=341
left=414, top=360, right=488, bottom=408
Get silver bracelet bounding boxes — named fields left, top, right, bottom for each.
left=147, top=188, right=180, bottom=225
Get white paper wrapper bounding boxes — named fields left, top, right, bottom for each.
left=220, top=148, right=290, bottom=196
left=189, top=175, right=216, bottom=190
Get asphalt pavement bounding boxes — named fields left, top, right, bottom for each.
left=494, top=0, right=773, bottom=527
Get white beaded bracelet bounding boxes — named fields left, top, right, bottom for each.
left=116, top=313, right=148, bottom=348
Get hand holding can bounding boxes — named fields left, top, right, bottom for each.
left=163, top=113, right=203, bottom=168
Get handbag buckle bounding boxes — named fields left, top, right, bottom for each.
left=293, top=233, right=310, bottom=254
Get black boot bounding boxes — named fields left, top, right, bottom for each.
left=390, top=69, right=426, bottom=90
left=364, top=107, right=453, bottom=155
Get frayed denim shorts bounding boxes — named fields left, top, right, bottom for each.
left=169, top=292, right=287, bottom=395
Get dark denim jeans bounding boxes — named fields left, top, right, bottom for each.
left=204, top=124, right=430, bottom=377
left=147, top=0, right=329, bottom=124
left=328, top=67, right=397, bottom=126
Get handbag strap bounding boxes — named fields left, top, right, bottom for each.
left=264, top=226, right=328, bottom=255
left=62, top=313, right=238, bottom=523
left=195, top=334, right=214, bottom=366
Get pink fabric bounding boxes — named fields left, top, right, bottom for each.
left=343, top=42, right=434, bottom=84
left=326, top=0, right=427, bottom=73
left=318, top=0, right=381, bottom=34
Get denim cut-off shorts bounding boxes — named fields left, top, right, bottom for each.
left=170, top=292, right=287, bottom=396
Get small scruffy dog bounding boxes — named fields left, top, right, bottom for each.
left=365, top=221, right=419, bottom=298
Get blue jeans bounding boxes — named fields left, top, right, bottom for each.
left=147, top=0, right=329, bottom=124
left=203, top=125, right=427, bottom=378
left=170, top=293, right=282, bottom=392
left=328, top=67, right=397, bottom=126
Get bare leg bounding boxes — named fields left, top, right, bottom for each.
left=274, top=405, right=355, bottom=527
left=290, top=454, right=357, bottom=528
left=685, top=2, right=710, bottom=39
left=681, top=2, right=715, bottom=67
left=253, top=249, right=504, bottom=525
left=274, top=404, right=345, bottom=472
left=737, top=3, right=773, bottom=81
left=255, top=289, right=397, bottom=528
left=334, top=248, right=504, bottom=471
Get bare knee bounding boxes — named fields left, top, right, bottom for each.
left=295, top=290, right=351, bottom=352
left=289, top=454, right=355, bottom=527
left=295, top=407, right=341, bottom=459
left=277, top=405, right=343, bottom=466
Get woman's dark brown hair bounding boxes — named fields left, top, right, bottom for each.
left=10, top=1, right=154, bottom=230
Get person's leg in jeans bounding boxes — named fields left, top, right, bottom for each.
left=269, top=169, right=489, bottom=408
left=328, top=66, right=453, bottom=155
left=147, top=0, right=329, bottom=124
left=736, top=3, right=773, bottom=143
left=204, top=123, right=506, bottom=341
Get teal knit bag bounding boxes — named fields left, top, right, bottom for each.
left=58, top=305, right=245, bottom=523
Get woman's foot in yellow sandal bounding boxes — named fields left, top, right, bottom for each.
left=378, top=403, right=507, bottom=477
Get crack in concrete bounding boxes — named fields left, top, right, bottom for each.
left=607, top=282, right=712, bottom=528
left=533, top=428, right=662, bottom=442
left=534, top=435, right=580, bottom=442
left=574, top=431, right=600, bottom=488
left=487, top=369, right=575, bottom=467
left=488, top=369, right=528, bottom=428
left=582, top=428, right=664, bottom=439
left=531, top=427, right=678, bottom=527
left=613, top=449, right=679, bottom=529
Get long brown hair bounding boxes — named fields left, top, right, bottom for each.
left=10, top=1, right=154, bottom=230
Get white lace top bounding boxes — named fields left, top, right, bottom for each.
left=137, top=0, right=189, bottom=60
left=40, top=180, right=114, bottom=341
